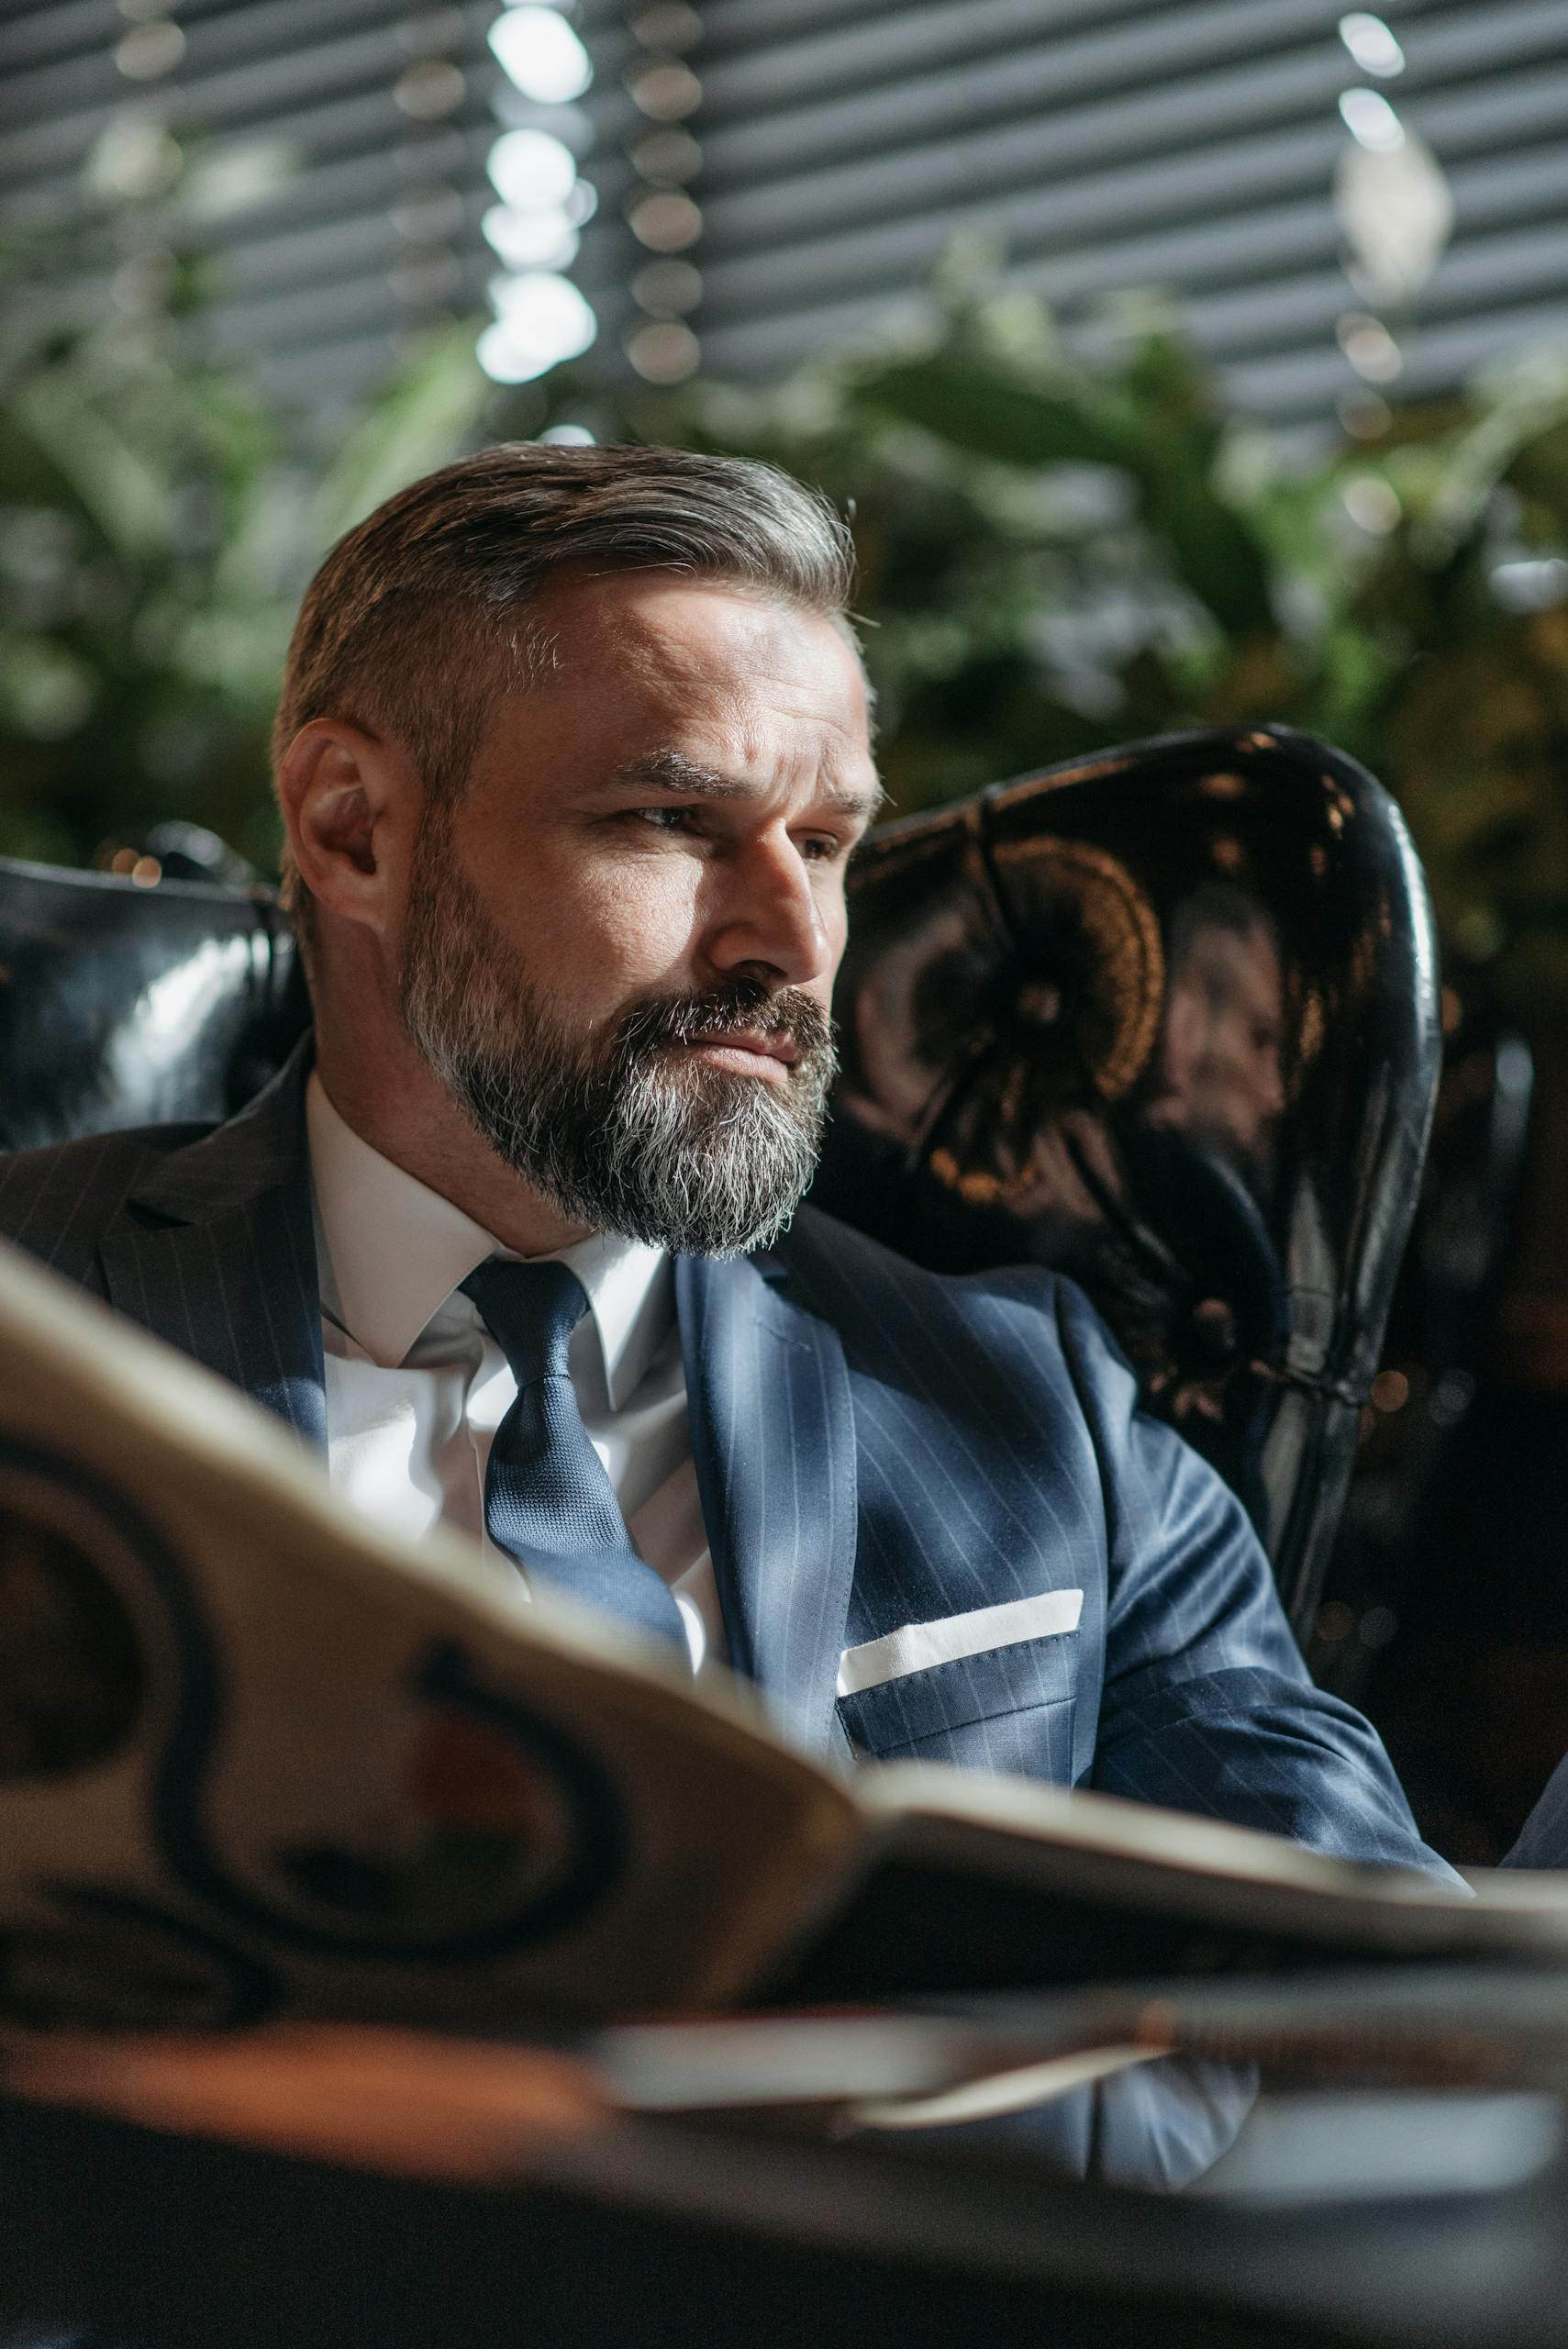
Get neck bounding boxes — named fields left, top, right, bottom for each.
left=311, top=1004, right=594, bottom=1260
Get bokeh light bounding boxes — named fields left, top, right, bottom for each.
left=489, top=8, right=594, bottom=105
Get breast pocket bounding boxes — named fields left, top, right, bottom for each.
left=836, top=1591, right=1081, bottom=1777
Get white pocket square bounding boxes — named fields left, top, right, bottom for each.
left=836, top=1587, right=1084, bottom=1698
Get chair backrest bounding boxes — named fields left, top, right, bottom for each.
left=0, top=724, right=1440, bottom=1635
left=0, top=859, right=305, bottom=1152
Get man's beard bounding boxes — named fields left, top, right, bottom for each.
left=396, top=836, right=838, bottom=1259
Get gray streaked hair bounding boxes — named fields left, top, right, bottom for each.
left=272, top=441, right=860, bottom=919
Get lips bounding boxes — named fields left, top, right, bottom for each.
left=620, top=982, right=833, bottom=1084
left=688, top=1029, right=800, bottom=1067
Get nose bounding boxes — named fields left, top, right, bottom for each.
left=701, top=831, right=836, bottom=991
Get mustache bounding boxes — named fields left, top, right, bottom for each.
left=614, top=980, right=836, bottom=1065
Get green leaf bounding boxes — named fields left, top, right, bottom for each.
left=1138, top=459, right=1277, bottom=638
left=11, top=373, right=172, bottom=558
left=307, top=322, right=492, bottom=554
left=849, top=358, right=1133, bottom=470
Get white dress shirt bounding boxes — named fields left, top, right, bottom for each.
left=305, top=1074, right=726, bottom=1672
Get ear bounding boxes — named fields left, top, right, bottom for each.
left=276, top=718, right=421, bottom=940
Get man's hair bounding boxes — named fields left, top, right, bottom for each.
left=272, top=441, right=860, bottom=924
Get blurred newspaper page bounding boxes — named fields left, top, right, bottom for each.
left=0, top=1237, right=859, bottom=2029
left=762, top=1763, right=1568, bottom=2004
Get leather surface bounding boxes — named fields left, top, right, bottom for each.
left=0, top=856, right=305, bottom=1151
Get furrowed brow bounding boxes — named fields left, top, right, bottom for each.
left=613, top=751, right=747, bottom=799
left=830, top=783, right=892, bottom=826
left=614, top=750, right=889, bottom=826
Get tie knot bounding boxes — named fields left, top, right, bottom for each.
left=460, top=1257, right=590, bottom=1386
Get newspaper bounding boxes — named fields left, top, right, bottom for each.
left=3, top=1236, right=1567, bottom=2037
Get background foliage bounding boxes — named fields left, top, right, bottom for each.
left=0, top=141, right=488, bottom=875
left=6, top=191, right=1568, bottom=1002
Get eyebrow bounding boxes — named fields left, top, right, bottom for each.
left=612, top=748, right=888, bottom=826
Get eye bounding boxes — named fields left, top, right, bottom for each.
left=630, top=805, right=704, bottom=834
left=799, top=831, right=852, bottom=864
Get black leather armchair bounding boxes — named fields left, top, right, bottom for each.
left=0, top=724, right=1440, bottom=1638
left=0, top=858, right=304, bottom=1152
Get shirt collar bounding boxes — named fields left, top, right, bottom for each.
left=305, top=1073, right=673, bottom=1408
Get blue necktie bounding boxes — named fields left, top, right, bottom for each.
left=461, top=1257, right=688, bottom=1653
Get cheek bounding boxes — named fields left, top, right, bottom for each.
left=522, top=851, right=706, bottom=995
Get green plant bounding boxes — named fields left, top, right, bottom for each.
left=1327, top=362, right=1568, bottom=996
left=0, top=133, right=490, bottom=872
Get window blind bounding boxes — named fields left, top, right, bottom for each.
left=576, top=0, right=1568, bottom=425
left=0, top=0, right=503, bottom=407
left=3, top=0, right=1567, bottom=423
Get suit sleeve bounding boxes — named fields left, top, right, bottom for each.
left=1502, top=1753, right=1568, bottom=1867
left=927, top=1280, right=1467, bottom=2193
left=1052, top=1277, right=1462, bottom=1883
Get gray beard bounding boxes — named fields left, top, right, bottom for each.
left=396, top=835, right=837, bottom=1259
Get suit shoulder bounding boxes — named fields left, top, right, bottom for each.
left=778, top=1201, right=1067, bottom=1318
left=778, top=1205, right=1137, bottom=1397
left=0, top=1119, right=214, bottom=1276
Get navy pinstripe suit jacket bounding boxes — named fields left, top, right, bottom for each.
left=0, top=1044, right=1459, bottom=2183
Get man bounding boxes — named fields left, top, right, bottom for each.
left=0, top=443, right=1457, bottom=2182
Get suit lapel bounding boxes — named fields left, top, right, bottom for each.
left=676, top=1250, right=857, bottom=1756
left=99, top=1043, right=327, bottom=1452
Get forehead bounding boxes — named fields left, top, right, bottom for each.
left=521, top=569, right=873, bottom=759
